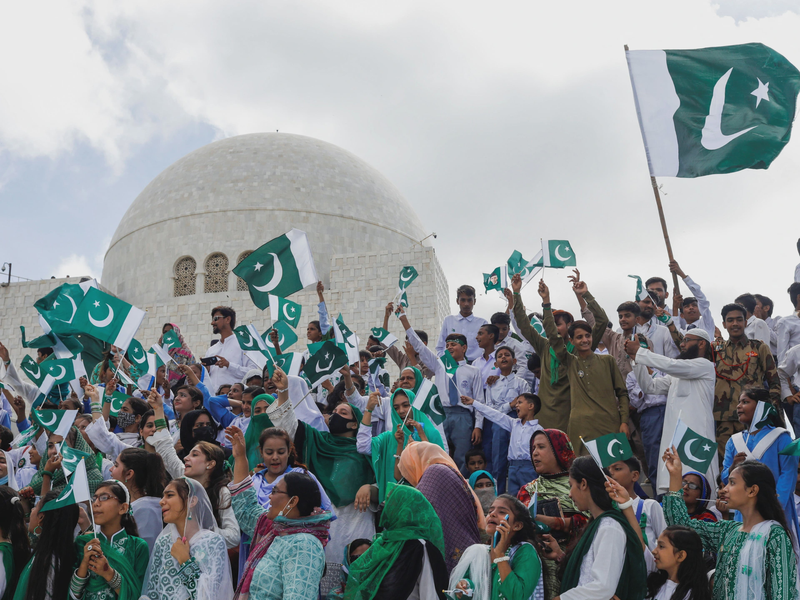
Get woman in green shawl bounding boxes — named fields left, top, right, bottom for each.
left=544, top=457, right=647, bottom=600
left=70, top=481, right=149, bottom=600
left=358, top=387, right=444, bottom=502
left=344, top=484, right=448, bottom=600
left=25, top=426, right=104, bottom=498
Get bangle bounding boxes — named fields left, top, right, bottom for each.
left=155, top=418, right=168, bottom=430
left=3, top=360, right=10, bottom=366
left=42, top=470, right=54, bottom=479
left=364, top=408, right=372, bottom=413
left=493, top=556, right=510, bottom=564
left=617, top=498, right=634, bottom=510
left=393, top=454, right=401, bottom=459
left=276, top=388, right=288, bottom=393
left=109, top=569, right=122, bottom=590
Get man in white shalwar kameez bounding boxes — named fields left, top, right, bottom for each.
left=625, top=329, right=717, bottom=495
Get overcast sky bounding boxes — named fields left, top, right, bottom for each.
left=2, top=0, right=800, bottom=327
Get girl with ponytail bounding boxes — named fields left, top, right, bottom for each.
left=0, top=486, right=30, bottom=600
left=111, top=448, right=168, bottom=550
left=71, top=480, right=149, bottom=600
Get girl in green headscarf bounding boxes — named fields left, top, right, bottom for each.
left=344, top=484, right=448, bottom=600
left=359, top=387, right=444, bottom=502
left=27, top=427, right=104, bottom=497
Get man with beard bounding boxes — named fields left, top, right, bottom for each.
left=634, top=291, right=680, bottom=358
left=625, top=329, right=717, bottom=496
left=202, top=305, right=251, bottom=394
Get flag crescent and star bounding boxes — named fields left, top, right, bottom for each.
left=38, top=412, right=57, bottom=427
left=701, top=67, right=758, bottom=150
left=251, top=253, right=283, bottom=293
left=683, top=438, right=707, bottom=463
left=282, top=304, right=294, bottom=321
left=554, top=244, right=572, bottom=262
left=316, top=353, right=335, bottom=373
left=239, top=330, right=255, bottom=348
left=26, top=363, right=41, bottom=380
left=88, top=302, right=115, bottom=328
left=607, top=438, right=624, bottom=459
left=49, top=365, right=66, bottom=379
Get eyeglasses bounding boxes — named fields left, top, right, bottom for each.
left=92, top=493, right=118, bottom=503
left=269, top=489, right=288, bottom=497
left=211, top=316, right=225, bottom=322
left=681, top=481, right=701, bottom=491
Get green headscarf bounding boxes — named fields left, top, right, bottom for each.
left=560, top=510, right=647, bottom=600
left=344, top=484, right=445, bottom=600
left=29, top=426, right=104, bottom=496
left=299, top=403, right=375, bottom=507
left=244, top=412, right=275, bottom=471
left=401, top=366, right=424, bottom=394
left=372, top=388, right=444, bottom=502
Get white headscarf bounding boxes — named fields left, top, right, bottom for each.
left=141, top=478, right=234, bottom=600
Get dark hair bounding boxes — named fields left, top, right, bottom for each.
left=481, top=324, right=499, bottom=344
left=645, top=526, right=711, bottom=600
left=96, top=481, right=139, bottom=537
left=26, top=491, right=79, bottom=600
left=645, top=277, right=668, bottom=290
left=569, top=456, right=613, bottom=511
left=162, top=323, right=173, bottom=333
left=616, top=301, right=641, bottom=316
left=734, top=293, right=757, bottom=314
left=491, top=312, right=511, bottom=326
left=58, top=397, right=82, bottom=412
left=741, top=388, right=785, bottom=427
left=308, top=320, right=321, bottom=333
left=496, top=346, right=516, bottom=359
left=193, top=441, right=231, bottom=527
left=0, top=425, right=12, bottom=451
left=465, top=449, right=486, bottom=463
left=211, top=306, right=236, bottom=329
left=179, top=409, right=219, bottom=458
left=258, top=428, right=307, bottom=471
left=789, top=283, right=800, bottom=309
left=681, top=296, right=698, bottom=308
left=125, top=396, right=149, bottom=418
left=358, top=350, right=372, bottom=362
left=516, top=393, right=541, bottom=415
left=352, top=374, right=367, bottom=395
left=283, top=471, right=322, bottom=516
left=37, top=347, right=55, bottom=358
left=493, top=495, right=550, bottom=594
left=527, top=353, right=541, bottom=371
left=138, top=410, right=155, bottom=434
left=456, top=285, right=476, bottom=299
left=552, top=310, right=574, bottom=327
left=754, top=294, right=774, bottom=316
left=175, top=385, right=204, bottom=411
left=0, top=486, right=30, bottom=593
left=243, top=386, right=266, bottom=400
left=620, top=456, right=641, bottom=474
left=731, top=460, right=793, bottom=541
left=414, top=330, right=428, bottom=345
left=567, top=320, right=592, bottom=338
left=325, top=380, right=349, bottom=413
left=445, top=333, right=468, bottom=347
left=721, top=303, right=747, bottom=320
left=117, top=448, right=168, bottom=498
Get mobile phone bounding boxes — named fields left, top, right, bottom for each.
left=200, top=356, right=218, bottom=367
left=493, top=514, right=509, bottom=547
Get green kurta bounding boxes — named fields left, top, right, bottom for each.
left=73, top=529, right=149, bottom=600
left=542, top=300, right=627, bottom=455
left=663, top=491, right=798, bottom=600
left=1, top=542, right=14, bottom=600
left=512, top=292, right=607, bottom=431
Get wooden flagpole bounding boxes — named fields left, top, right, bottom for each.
left=625, top=44, right=681, bottom=296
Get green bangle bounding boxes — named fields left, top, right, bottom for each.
left=364, top=409, right=372, bottom=413
left=42, top=470, right=54, bottom=479
left=155, top=418, right=168, bottom=430
left=542, top=303, right=552, bottom=309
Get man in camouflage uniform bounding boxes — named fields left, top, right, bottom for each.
left=714, top=303, right=781, bottom=457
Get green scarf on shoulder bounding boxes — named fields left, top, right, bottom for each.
left=73, top=532, right=147, bottom=600
left=549, top=343, right=574, bottom=385
left=560, top=509, right=647, bottom=600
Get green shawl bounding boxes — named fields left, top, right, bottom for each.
left=344, top=484, right=445, bottom=600
left=559, top=509, right=647, bottom=600
left=299, top=404, right=375, bottom=507
left=371, top=389, right=444, bottom=502
left=549, top=343, right=574, bottom=385
left=73, top=532, right=149, bottom=600
left=244, top=411, right=275, bottom=471
left=29, top=427, right=104, bottom=496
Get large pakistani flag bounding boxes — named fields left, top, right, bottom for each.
left=626, top=43, right=800, bottom=178
left=233, top=228, right=318, bottom=310
left=71, top=287, right=145, bottom=351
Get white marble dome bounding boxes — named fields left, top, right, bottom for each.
left=102, top=133, right=428, bottom=306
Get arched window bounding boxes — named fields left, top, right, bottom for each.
left=174, top=257, right=197, bottom=297
left=236, top=251, right=253, bottom=291
left=204, top=253, right=229, bottom=293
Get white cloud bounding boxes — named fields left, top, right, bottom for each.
left=53, top=254, right=96, bottom=279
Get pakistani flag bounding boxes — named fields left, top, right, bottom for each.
left=235, top=325, right=268, bottom=354
left=521, top=250, right=544, bottom=285
left=71, top=287, right=145, bottom=351
left=626, top=43, right=800, bottom=178
left=780, top=437, right=800, bottom=456
left=302, top=341, right=348, bottom=388
left=530, top=315, right=545, bottom=337
left=413, top=379, right=445, bottom=425
left=368, top=357, right=390, bottom=394
left=233, top=228, right=318, bottom=310
left=107, top=391, right=128, bottom=417
left=19, top=325, right=81, bottom=357
left=161, top=330, right=181, bottom=350
left=398, top=291, right=409, bottom=308
left=40, top=458, right=91, bottom=513
left=628, top=275, right=650, bottom=302
left=483, top=266, right=507, bottom=294
left=751, top=400, right=780, bottom=433
left=671, top=419, right=716, bottom=473
left=10, top=424, right=42, bottom=449
left=136, top=350, right=165, bottom=390
left=334, top=314, right=360, bottom=364
left=20, top=355, right=45, bottom=386
left=584, top=432, right=633, bottom=468
left=42, top=358, right=76, bottom=386
left=541, top=240, right=576, bottom=268
left=398, top=266, right=419, bottom=292
left=273, top=352, right=302, bottom=378
left=263, top=321, right=299, bottom=353
left=307, top=341, right=349, bottom=356
left=441, top=350, right=459, bottom=376
left=126, top=339, right=150, bottom=374
left=33, top=409, right=78, bottom=438
left=370, top=327, right=398, bottom=348
left=269, top=295, right=302, bottom=328
left=33, top=281, right=95, bottom=335
left=61, top=446, right=92, bottom=477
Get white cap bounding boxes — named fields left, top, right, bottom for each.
left=684, top=328, right=711, bottom=343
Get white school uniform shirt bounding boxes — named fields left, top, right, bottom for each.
left=472, top=351, right=498, bottom=388
left=777, top=314, right=800, bottom=363
left=778, top=344, right=800, bottom=401
left=203, top=334, right=253, bottom=395
left=745, top=315, right=772, bottom=347
left=435, top=313, right=488, bottom=363
left=675, top=275, right=716, bottom=340
left=484, top=373, right=529, bottom=415
left=632, top=496, right=667, bottom=551
left=634, top=319, right=679, bottom=359
left=643, top=551, right=689, bottom=600
left=472, top=402, right=542, bottom=460
left=626, top=370, right=667, bottom=411
left=560, top=518, right=627, bottom=600
left=496, top=333, right=536, bottom=385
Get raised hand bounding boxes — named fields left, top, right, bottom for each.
left=225, top=426, right=246, bottom=460
left=538, top=279, right=550, bottom=304
left=511, top=273, right=522, bottom=294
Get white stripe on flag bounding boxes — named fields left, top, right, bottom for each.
left=38, top=374, right=56, bottom=398
left=625, top=49, right=681, bottom=177
left=70, top=459, right=92, bottom=504
left=414, top=379, right=434, bottom=411
left=286, top=228, right=318, bottom=287
left=38, top=315, right=72, bottom=359
left=114, top=306, right=146, bottom=351
left=54, top=409, right=79, bottom=439
left=670, top=419, right=688, bottom=448
left=150, top=344, right=173, bottom=367
left=247, top=324, right=269, bottom=352
left=245, top=351, right=267, bottom=371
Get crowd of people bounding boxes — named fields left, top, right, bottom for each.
left=1, top=253, right=800, bottom=600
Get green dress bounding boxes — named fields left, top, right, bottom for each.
left=663, top=491, right=799, bottom=600
left=460, top=543, right=542, bottom=600
left=70, top=530, right=149, bottom=600
left=0, top=542, right=14, bottom=600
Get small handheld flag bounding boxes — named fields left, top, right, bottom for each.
left=269, top=295, right=302, bottom=329
left=61, top=446, right=93, bottom=477
left=397, top=266, right=419, bottom=292
left=302, top=341, right=349, bottom=388
left=413, top=379, right=445, bottom=425
left=370, top=327, right=398, bottom=348
left=263, top=320, right=299, bottom=353
left=71, top=287, right=145, bottom=351
left=671, top=419, right=716, bottom=474
left=750, top=401, right=780, bottom=433
left=107, top=391, right=128, bottom=417
left=33, top=409, right=78, bottom=439
left=161, top=329, right=181, bottom=350
left=541, top=240, right=577, bottom=268
left=584, top=433, right=633, bottom=468
left=628, top=275, right=650, bottom=302
left=483, top=266, right=507, bottom=294
left=126, top=339, right=150, bottom=373
left=40, top=458, right=91, bottom=512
